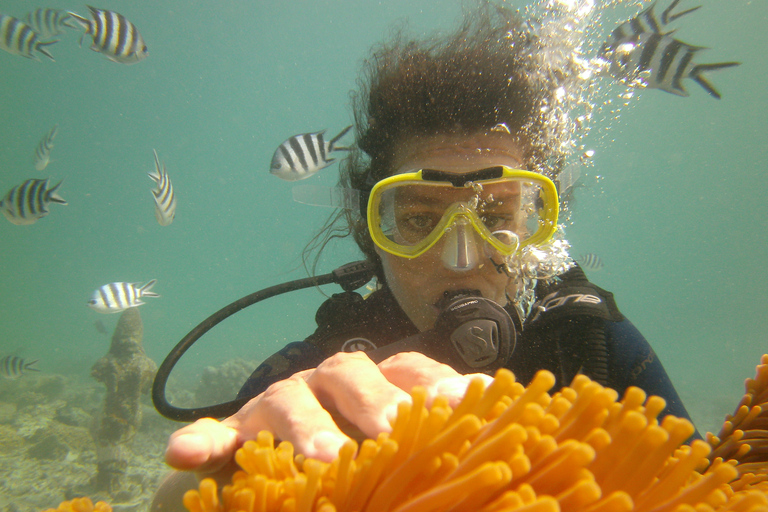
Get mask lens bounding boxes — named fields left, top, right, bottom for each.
left=375, top=177, right=550, bottom=256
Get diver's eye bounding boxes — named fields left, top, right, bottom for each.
left=404, top=214, right=437, bottom=232
left=481, top=214, right=515, bottom=231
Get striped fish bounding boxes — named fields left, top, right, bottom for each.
left=577, top=253, right=604, bottom=271
left=601, top=0, right=700, bottom=53
left=599, top=0, right=740, bottom=99
left=0, top=13, right=56, bottom=61
left=270, top=125, right=353, bottom=181
left=34, top=124, right=58, bottom=171
left=148, top=149, right=176, bottom=226
left=87, top=280, right=159, bottom=313
left=68, top=6, right=148, bottom=64
left=1, top=356, right=39, bottom=379
left=25, top=8, right=75, bottom=39
left=0, top=178, right=67, bottom=225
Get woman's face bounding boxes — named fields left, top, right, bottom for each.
left=376, top=132, right=526, bottom=331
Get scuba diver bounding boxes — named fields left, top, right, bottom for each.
left=151, top=4, right=696, bottom=507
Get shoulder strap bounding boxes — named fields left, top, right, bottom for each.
left=526, top=264, right=624, bottom=327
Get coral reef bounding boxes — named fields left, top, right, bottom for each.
left=183, top=355, right=768, bottom=512
left=192, top=359, right=261, bottom=408
left=90, top=307, right=158, bottom=494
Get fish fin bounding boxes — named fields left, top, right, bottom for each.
left=148, top=149, right=163, bottom=181
left=329, top=125, right=353, bottom=150
left=35, top=40, right=58, bottom=62
left=45, top=180, right=68, bottom=205
left=140, top=279, right=158, bottom=296
left=661, top=0, right=702, bottom=25
left=689, top=62, right=741, bottom=99
left=62, top=14, right=79, bottom=29
left=66, top=11, right=90, bottom=31
left=332, top=146, right=353, bottom=152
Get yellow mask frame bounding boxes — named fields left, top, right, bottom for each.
left=367, top=166, right=559, bottom=259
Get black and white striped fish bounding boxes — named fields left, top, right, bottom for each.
left=68, top=6, right=148, bottom=64
left=148, top=149, right=176, bottom=226
left=577, top=253, right=605, bottom=271
left=0, top=178, right=67, bottom=225
left=0, top=14, right=56, bottom=61
left=1, top=356, right=39, bottom=379
left=34, top=124, right=58, bottom=171
left=601, top=0, right=700, bottom=54
left=598, top=0, right=740, bottom=99
left=25, top=8, right=75, bottom=39
left=270, top=125, right=353, bottom=181
left=87, top=280, right=159, bottom=313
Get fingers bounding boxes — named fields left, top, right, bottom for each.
left=229, top=372, right=351, bottom=462
left=165, top=417, right=239, bottom=473
left=378, top=351, right=493, bottom=407
left=305, top=351, right=413, bottom=440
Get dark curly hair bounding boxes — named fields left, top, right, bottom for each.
left=304, top=3, right=565, bottom=280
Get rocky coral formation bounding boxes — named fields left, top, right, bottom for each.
left=192, top=359, right=260, bottom=408
left=90, top=307, right=158, bottom=494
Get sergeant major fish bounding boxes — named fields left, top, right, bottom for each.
left=598, top=0, right=740, bottom=99
left=1, top=356, right=39, bottom=379
left=68, top=6, right=148, bottom=64
left=34, top=124, right=58, bottom=171
left=270, top=125, right=353, bottom=181
left=88, top=280, right=159, bottom=313
left=0, top=178, right=67, bottom=225
left=148, top=149, right=176, bottom=226
left=25, top=8, right=76, bottom=39
left=0, top=13, right=56, bottom=61
left=601, top=0, right=700, bottom=52
left=577, top=253, right=604, bottom=271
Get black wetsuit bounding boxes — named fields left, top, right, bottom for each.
left=238, top=265, right=696, bottom=428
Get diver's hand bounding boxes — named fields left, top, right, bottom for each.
left=164, top=351, right=493, bottom=478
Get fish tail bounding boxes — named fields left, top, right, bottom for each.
left=61, top=13, right=78, bottom=29
left=149, top=149, right=162, bottom=181
left=661, top=0, right=702, bottom=25
left=329, top=125, right=353, bottom=150
left=689, top=62, right=741, bottom=100
left=66, top=10, right=90, bottom=32
left=140, top=279, right=160, bottom=298
left=35, top=40, right=58, bottom=62
left=46, top=180, right=68, bottom=205
left=24, top=359, right=40, bottom=372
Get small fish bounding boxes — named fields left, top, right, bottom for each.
left=604, top=33, right=740, bottom=99
left=67, top=6, right=148, bottom=64
left=577, top=253, right=604, bottom=271
left=0, top=178, right=67, bottom=225
left=93, top=319, right=108, bottom=335
left=148, top=149, right=176, bottom=226
left=598, top=0, right=740, bottom=99
left=1, top=356, right=40, bottom=379
left=25, top=8, right=76, bottom=39
left=87, top=280, right=160, bottom=313
left=34, top=125, right=58, bottom=171
left=601, top=0, right=700, bottom=53
left=0, top=13, right=56, bottom=61
left=270, top=125, right=353, bottom=181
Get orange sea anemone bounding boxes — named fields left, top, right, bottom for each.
left=182, top=355, right=768, bottom=512
left=41, top=497, right=112, bottom=512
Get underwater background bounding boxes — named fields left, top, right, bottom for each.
left=0, top=0, right=765, bottom=510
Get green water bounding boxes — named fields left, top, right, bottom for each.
left=0, top=0, right=765, bottom=443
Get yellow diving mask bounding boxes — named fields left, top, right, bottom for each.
left=367, top=166, right=559, bottom=263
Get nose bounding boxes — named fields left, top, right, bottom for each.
left=441, top=217, right=482, bottom=272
